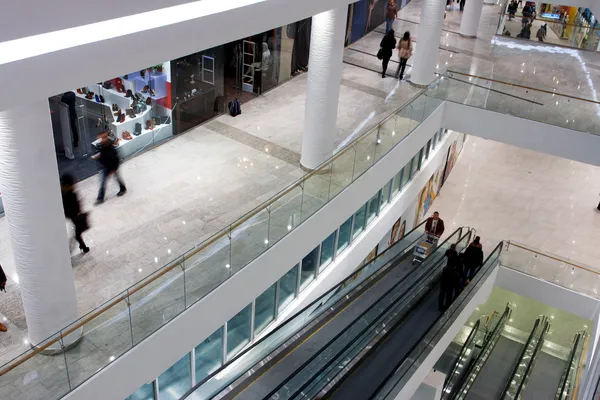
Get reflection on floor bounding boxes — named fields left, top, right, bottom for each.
left=2, top=0, right=600, bottom=373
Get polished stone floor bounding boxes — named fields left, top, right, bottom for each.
left=2, top=0, right=600, bottom=385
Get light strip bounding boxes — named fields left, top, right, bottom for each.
left=0, top=0, right=264, bottom=65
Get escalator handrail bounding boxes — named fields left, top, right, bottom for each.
left=500, top=317, right=542, bottom=398
left=263, top=228, right=471, bottom=400
left=508, top=317, right=551, bottom=399
left=291, top=230, right=475, bottom=400
left=362, top=241, right=503, bottom=400
left=443, top=318, right=482, bottom=395
left=557, top=332, right=583, bottom=400
left=449, top=303, right=512, bottom=400
left=180, top=220, right=429, bottom=399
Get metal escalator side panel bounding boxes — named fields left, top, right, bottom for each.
left=501, top=317, right=551, bottom=400
left=443, top=318, right=484, bottom=398
left=265, top=229, right=471, bottom=400
left=556, top=331, right=588, bottom=400
left=449, top=304, right=513, bottom=400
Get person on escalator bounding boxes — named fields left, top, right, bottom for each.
left=463, top=236, right=484, bottom=280
left=439, top=244, right=463, bottom=311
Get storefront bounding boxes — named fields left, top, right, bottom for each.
left=52, top=20, right=312, bottom=182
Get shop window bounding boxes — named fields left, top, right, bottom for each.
left=227, top=304, right=252, bottom=359
left=300, top=246, right=319, bottom=291
left=195, top=327, right=223, bottom=382
left=337, top=216, right=353, bottom=255
left=366, top=191, right=381, bottom=225
left=158, top=353, right=191, bottom=400
left=352, top=204, right=367, bottom=239
left=320, top=231, right=336, bottom=271
left=278, top=264, right=299, bottom=312
left=126, top=382, right=154, bottom=400
left=254, top=283, right=277, bottom=336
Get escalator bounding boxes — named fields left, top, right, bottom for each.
left=182, top=223, right=485, bottom=400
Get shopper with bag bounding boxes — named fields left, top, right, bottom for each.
left=61, top=174, right=90, bottom=253
left=378, top=29, right=397, bottom=78
left=396, top=31, right=412, bottom=81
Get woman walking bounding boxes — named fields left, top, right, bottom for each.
left=380, top=29, right=396, bottom=78
left=396, top=31, right=412, bottom=80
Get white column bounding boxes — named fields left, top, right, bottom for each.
left=409, top=0, right=446, bottom=87
left=460, top=0, right=485, bottom=37
left=301, top=7, right=347, bottom=170
left=0, top=100, right=78, bottom=346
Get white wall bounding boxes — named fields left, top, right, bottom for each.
left=443, top=101, right=600, bottom=167
left=63, top=102, right=447, bottom=400
left=0, top=0, right=352, bottom=112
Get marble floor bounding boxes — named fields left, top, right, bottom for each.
left=2, top=0, right=600, bottom=380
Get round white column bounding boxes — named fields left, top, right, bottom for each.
left=460, top=0, right=485, bottom=37
left=0, top=101, right=79, bottom=346
left=409, top=0, right=446, bottom=87
left=301, top=7, right=348, bottom=170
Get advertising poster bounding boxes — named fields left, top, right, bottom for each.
left=378, top=217, right=407, bottom=255
left=359, top=245, right=379, bottom=267
left=348, top=0, right=388, bottom=45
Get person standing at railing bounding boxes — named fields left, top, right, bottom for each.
left=463, top=236, right=484, bottom=280
left=379, top=29, right=396, bottom=78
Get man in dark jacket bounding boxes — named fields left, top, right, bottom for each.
left=439, top=244, right=463, bottom=310
left=61, top=174, right=90, bottom=253
left=94, top=132, right=127, bottom=204
left=425, top=211, right=445, bottom=237
left=463, top=236, right=484, bottom=280
left=380, top=29, right=397, bottom=78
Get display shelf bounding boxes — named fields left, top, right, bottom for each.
left=91, top=122, right=172, bottom=159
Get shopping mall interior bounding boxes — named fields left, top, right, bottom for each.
left=1, top=0, right=600, bottom=399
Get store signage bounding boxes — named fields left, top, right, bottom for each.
left=541, top=13, right=561, bottom=20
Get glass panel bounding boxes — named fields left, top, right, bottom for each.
left=401, top=164, right=410, bottom=188
left=278, top=264, right=299, bottom=312
left=300, top=246, right=319, bottom=291
left=158, top=353, right=191, bottom=400
left=195, top=327, right=223, bottom=382
left=381, top=179, right=393, bottom=209
left=227, top=304, right=252, bottom=359
left=320, top=231, right=336, bottom=271
left=366, top=190, right=381, bottom=225
left=127, top=382, right=154, bottom=400
left=62, top=292, right=133, bottom=389
left=302, top=164, right=332, bottom=221
left=394, top=105, right=412, bottom=144
left=330, top=147, right=355, bottom=199
left=352, top=129, right=377, bottom=180
left=409, top=154, right=419, bottom=180
left=375, top=116, right=396, bottom=161
left=230, top=208, right=269, bottom=273
left=337, top=216, right=353, bottom=255
left=352, top=204, right=367, bottom=239
left=129, top=257, right=186, bottom=344
left=417, top=148, right=424, bottom=170
left=184, top=228, right=231, bottom=306
left=254, top=283, right=277, bottom=336
left=432, top=131, right=438, bottom=148
left=425, top=139, right=432, bottom=160
left=269, top=185, right=302, bottom=246
left=0, top=334, right=71, bottom=400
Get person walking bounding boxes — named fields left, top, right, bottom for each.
left=94, top=132, right=127, bottom=204
left=396, top=31, right=412, bottom=81
left=463, top=236, right=484, bottom=280
left=0, top=264, right=6, bottom=332
left=61, top=174, right=90, bottom=253
left=459, top=0, right=466, bottom=12
left=439, top=244, right=462, bottom=310
left=386, top=0, right=398, bottom=33
left=380, top=29, right=397, bottom=78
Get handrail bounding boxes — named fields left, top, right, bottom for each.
left=557, top=332, right=582, bottom=400
left=505, top=241, right=600, bottom=277
left=0, top=74, right=439, bottom=378
left=502, top=316, right=550, bottom=399
left=443, top=318, right=482, bottom=396
left=446, top=69, right=600, bottom=106
left=182, top=221, right=428, bottom=397
left=449, top=303, right=512, bottom=400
